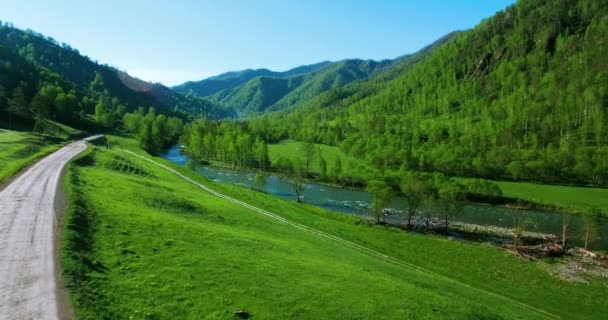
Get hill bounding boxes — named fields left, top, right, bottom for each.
left=0, top=23, right=231, bottom=119
left=173, top=61, right=331, bottom=97
left=250, top=0, right=608, bottom=187
left=207, top=59, right=395, bottom=117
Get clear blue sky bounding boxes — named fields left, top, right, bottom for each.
left=2, top=0, right=514, bottom=86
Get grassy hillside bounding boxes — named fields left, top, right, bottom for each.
left=0, top=23, right=229, bottom=119
left=251, top=0, right=608, bottom=187
left=0, top=129, right=71, bottom=184
left=209, top=59, right=392, bottom=117
left=62, top=136, right=608, bottom=319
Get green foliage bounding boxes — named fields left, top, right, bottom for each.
left=492, top=179, right=608, bottom=213
left=438, top=181, right=467, bottom=231
left=0, top=22, right=231, bottom=135
left=206, top=60, right=392, bottom=118
left=185, top=159, right=196, bottom=171
left=463, top=179, right=503, bottom=197
left=253, top=172, right=267, bottom=192
left=366, top=179, right=393, bottom=223
left=123, top=108, right=184, bottom=155
left=0, top=130, right=63, bottom=183
left=400, top=175, right=431, bottom=228
left=173, top=62, right=331, bottom=97
left=267, top=140, right=368, bottom=185
left=180, top=119, right=269, bottom=169
left=63, top=138, right=608, bottom=319
left=0, top=24, right=233, bottom=117
left=249, top=0, right=608, bottom=187
left=582, top=206, right=605, bottom=250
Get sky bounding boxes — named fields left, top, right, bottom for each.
left=2, top=0, right=515, bottom=86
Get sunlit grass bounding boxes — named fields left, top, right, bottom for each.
left=0, top=129, right=63, bottom=183
left=61, top=136, right=608, bottom=319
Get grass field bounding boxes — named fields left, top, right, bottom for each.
left=0, top=129, right=63, bottom=184
left=62, top=136, right=608, bottom=319
left=493, top=180, right=608, bottom=213
left=268, top=139, right=369, bottom=174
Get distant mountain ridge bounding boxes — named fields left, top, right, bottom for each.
left=176, top=58, right=398, bottom=118
left=173, top=61, right=332, bottom=97
left=174, top=32, right=460, bottom=118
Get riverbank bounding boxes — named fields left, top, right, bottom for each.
left=166, top=144, right=608, bottom=251
left=64, top=137, right=608, bottom=319
left=182, top=144, right=606, bottom=216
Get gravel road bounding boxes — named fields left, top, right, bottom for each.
left=0, top=136, right=101, bottom=320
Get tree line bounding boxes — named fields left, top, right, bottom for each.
left=123, top=107, right=184, bottom=154
left=180, top=119, right=270, bottom=170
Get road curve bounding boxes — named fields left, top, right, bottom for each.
left=0, top=135, right=101, bottom=320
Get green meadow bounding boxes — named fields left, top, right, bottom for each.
left=270, top=139, right=608, bottom=214
left=493, top=180, right=608, bottom=213
left=61, top=137, right=608, bottom=319
left=0, top=129, right=63, bottom=184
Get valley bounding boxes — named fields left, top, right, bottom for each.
left=1, top=0, right=608, bottom=319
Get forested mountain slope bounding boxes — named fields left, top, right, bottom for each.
left=251, top=0, right=608, bottom=186
left=208, top=59, right=394, bottom=117
left=173, top=61, right=331, bottom=97
left=0, top=23, right=231, bottom=119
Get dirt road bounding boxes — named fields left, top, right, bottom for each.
left=0, top=136, right=101, bottom=320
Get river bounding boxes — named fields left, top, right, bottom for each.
left=162, top=145, right=607, bottom=250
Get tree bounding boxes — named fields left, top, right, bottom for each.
left=438, top=182, right=465, bottom=232
left=366, top=180, right=393, bottom=224
left=582, top=206, right=603, bottom=251
left=8, top=84, right=30, bottom=123
left=138, top=122, right=155, bottom=154
left=254, top=172, right=267, bottom=192
left=95, top=101, right=108, bottom=126
left=400, top=177, right=429, bottom=229
left=318, top=152, right=327, bottom=180
left=291, top=160, right=306, bottom=203
left=186, top=159, right=196, bottom=171
left=331, top=156, right=342, bottom=183
left=301, top=141, right=316, bottom=178
left=506, top=161, right=524, bottom=181
left=29, top=90, right=52, bottom=119
left=561, top=209, right=572, bottom=250
left=508, top=201, right=531, bottom=250
left=253, top=138, right=270, bottom=171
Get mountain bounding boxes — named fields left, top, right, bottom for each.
left=0, top=24, right=231, bottom=119
left=173, top=61, right=331, bottom=97
left=250, top=0, right=608, bottom=187
left=176, top=31, right=459, bottom=119
left=206, top=59, right=397, bottom=117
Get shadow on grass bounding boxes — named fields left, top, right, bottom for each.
left=62, top=150, right=118, bottom=318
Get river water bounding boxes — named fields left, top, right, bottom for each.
left=162, top=145, right=607, bottom=250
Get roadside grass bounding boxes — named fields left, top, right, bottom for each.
left=268, top=139, right=369, bottom=174
left=63, top=136, right=608, bottom=319
left=0, top=129, right=64, bottom=184
left=63, top=143, right=558, bottom=320
left=493, top=180, right=608, bottom=213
